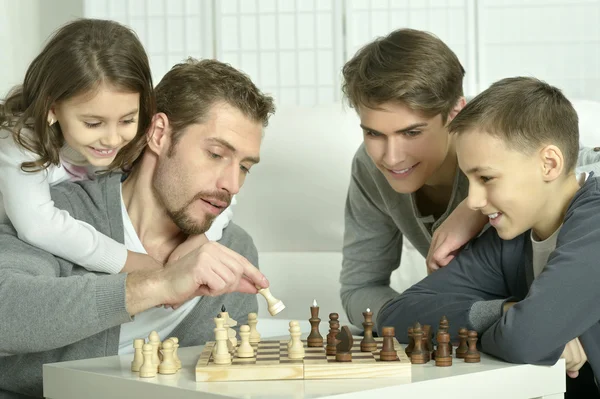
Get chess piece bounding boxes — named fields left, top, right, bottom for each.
left=360, top=308, right=377, bottom=352
left=257, top=287, right=286, bottom=316
left=139, top=343, right=157, bottom=378
left=248, top=312, right=261, bottom=344
left=213, top=317, right=232, bottom=365
left=213, top=315, right=234, bottom=354
left=379, top=326, right=399, bottom=361
left=148, top=331, right=161, bottom=366
left=435, top=331, right=452, bottom=367
left=335, top=325, right=354, bottom=362
left=288, top=322, right=305, bottom=359
left=236, top=325, right=255, bottom=358
left=422, top=325, right=432, bottom=362
left=288, top=320, right=299, bottom=349
left=464, top=330, right=481, bottom=363
left=307, top=299, right=324, bottom=347
left=131, top=338, right=144, bottom=372
left=438, top=316, right=453, bottom=355
left=455, top=328, right=468, bottom=359
left=410, top=323, right=426, bottom=364
left=405, top=327, right=414, bottom=357
left=167, top=337, right=182, bottom=370
left=219, top=305, right=237, bottom=350
left=326, top=313, right=341, bottom=355
left=158, top=340, right=178, bottom=374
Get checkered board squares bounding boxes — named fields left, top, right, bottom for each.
left=195, top=337, right=411, bottom=382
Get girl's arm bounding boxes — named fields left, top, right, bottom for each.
left=0, top=136, right=160, bottom=273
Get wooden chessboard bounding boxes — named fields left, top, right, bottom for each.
left=195, top=336, right=411, bottom=382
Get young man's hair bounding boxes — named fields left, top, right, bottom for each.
left=155, top=57, right=276, bottom=155
left=448, top=76, right=579, bottom=173
left=342, top=28, right=465, bottom=123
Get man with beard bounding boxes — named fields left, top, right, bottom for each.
left=0, top=58, right=276, bottom=399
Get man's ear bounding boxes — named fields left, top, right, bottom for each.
left=146, top=113, right=171, bottom=155
left=446, top=96, right=467, bottom=125
left=539, top=144, right=564, bottom=182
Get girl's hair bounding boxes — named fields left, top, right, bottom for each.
left=0, top=18, right=155, bottom=172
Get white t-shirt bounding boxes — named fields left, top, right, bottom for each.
left=117, top=185, right=200, bottom=355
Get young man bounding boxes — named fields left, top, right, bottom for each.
left=0, top=58, right=276, bottom=398
left=378, top=77, right=600, bottom=397
left=339, top=28, right=600, bottom=330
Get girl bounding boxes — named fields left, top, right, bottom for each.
left=0, top=18, right=160, bottom=273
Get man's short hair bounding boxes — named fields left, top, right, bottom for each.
left=342, top=28, right=465, bottom=123
left=155, top=58, right=276, bottom=148
left=448, top=76, right=579, bottom=173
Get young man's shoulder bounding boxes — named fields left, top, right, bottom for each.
left=563, top=174, right=600, bottom=232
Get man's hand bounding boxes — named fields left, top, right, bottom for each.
left=426, top=198, right=488, bottom=274
left=159, top=241, right=269, bottom=307
left=561, top=338, right=587, bottom=378
left=167, top=233, right=209, bottom=264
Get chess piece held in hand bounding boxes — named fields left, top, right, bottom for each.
left=257, top=286, right=286, bottom=316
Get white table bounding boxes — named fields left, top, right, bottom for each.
left=43, top=341, right=566, bottom=399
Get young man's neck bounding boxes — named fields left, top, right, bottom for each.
left=121, top=158, right=187, bottom=263
left=533, top=171, right=582, bottom=241
left=416, top=136, right=459, bottom=213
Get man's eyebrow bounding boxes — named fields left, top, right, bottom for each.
left=206, top=137, right=260, bottom=164
left=360, top=122, right=428, bottom=135
left=79, top=109, right=139, bottom=119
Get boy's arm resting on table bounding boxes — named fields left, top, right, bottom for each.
left=0, top=142, right=127, bottom=274
left=378, top=227, right=518, bottom=341
left=481, top=182, right=600, bottom=365
left=341, top=156, right=402, bottom=329
left=0, top=226, right=131, bottom=354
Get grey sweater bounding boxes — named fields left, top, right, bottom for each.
left=378, top=175, right=600, bottom=391
left=0, top=174, right=259, bottom=399
left=341, top=143, right=600, bottom=330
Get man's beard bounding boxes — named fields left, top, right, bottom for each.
left=164, top=191, right=231, bottom=235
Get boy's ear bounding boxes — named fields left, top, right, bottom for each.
left=446, top=97, right=467, bottom=124
left=146, top=113, right=171, bottom=156
left=540, top=144, right=563, bottom=182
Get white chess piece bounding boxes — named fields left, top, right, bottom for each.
left=248, top=312, right=261, bottom=344
left=288, top=321, right=299, bottom=349
left=288, top=322, right=305, bottom=359
left=220, top=310, right=238, bottom=349
left=131, top=338, right=144, bottom=372
left=236, top=325, right=255, bottom=358
left=148, top=331, right=161, bottom=367
left=213, top=317, right=232, bottom=365
left=158, top=340, right=177, bottom=374
left=257, top=287, right=286, bottom=316
left=168, top=337, right=182, bottom=370
left=139, top=343, right=157, bottom=378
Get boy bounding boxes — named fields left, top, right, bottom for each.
left=377, top=77, right=600, bottom=397
left=340, top=28, right=600, bottom=330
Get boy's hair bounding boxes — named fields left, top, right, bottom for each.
left=448, top=76, right=579, bottom=173
left=0, top=18, right=155, bottom=172
left=342, top=28, right=465, bottom=123
left=155, top=57, right=276, bottom=155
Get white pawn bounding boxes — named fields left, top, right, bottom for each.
left=288, top=322, right=305, bottom=360
left=158, top=340, right=177, bottom=374
left=131, top=338, right=144, bottom=372
left=257, top=287, right=286, bottom=316
left=236, top=325, right=255, bottom=358
left=288, top=321, right=299, bottom=349
left=213, top=317, right=232, bottom=365
left=148, top=331, right=161, bottom=367
left=139, top=343, right=157, bottom=378
left=248, top=312, right=261, bottom=344
left=168, top=337, right=182, bottom=370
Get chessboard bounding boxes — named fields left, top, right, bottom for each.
left=195, top=336, right=411, bottom=382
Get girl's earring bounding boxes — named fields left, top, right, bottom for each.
left=48, top=118, right=56, bottom=126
